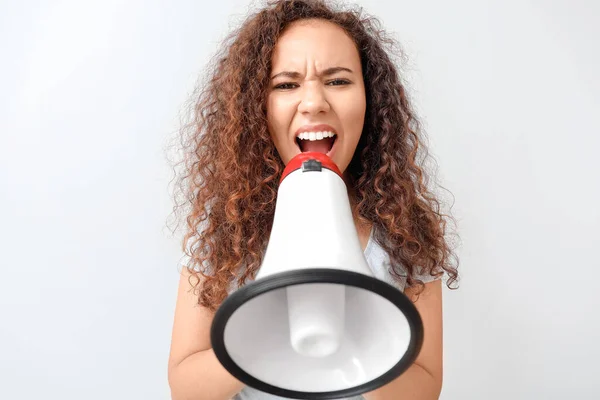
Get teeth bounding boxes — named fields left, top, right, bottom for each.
left=297, top=131, right=336, bottom=141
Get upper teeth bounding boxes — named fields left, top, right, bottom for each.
left=297, top=131, right=336, bottom=141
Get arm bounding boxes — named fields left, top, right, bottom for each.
left=168, top=269, right=245, bottom=400
left=363, top=279, right=444, bottom=400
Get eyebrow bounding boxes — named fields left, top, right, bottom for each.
left=270, top=66, right=354, bottom=80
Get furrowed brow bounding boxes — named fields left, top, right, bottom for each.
left=270, top=67, right=353, bottom=80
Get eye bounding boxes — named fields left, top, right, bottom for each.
left=273, top=79, right=351, bottom=90
left=327, top=79, right=351, bottom=86
left=273, top=82, right=298, bottom=90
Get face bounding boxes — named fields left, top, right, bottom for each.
left=266, top=19, right=366, bottom=174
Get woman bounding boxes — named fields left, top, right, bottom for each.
left=168, top=1, right=459, bottom=399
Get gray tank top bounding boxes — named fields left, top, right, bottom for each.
left=231, top=228, right=438, bottom=400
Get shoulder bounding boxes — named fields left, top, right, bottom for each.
left=366, top=232, right=441, bottom=292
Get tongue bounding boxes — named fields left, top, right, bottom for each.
left=300, top=137, right=334, bottom=154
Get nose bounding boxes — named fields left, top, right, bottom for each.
left=297, top=82, right=330, bottom=115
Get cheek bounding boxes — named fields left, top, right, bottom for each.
left=341, top=94, right=366, bottom=143
left=266, top=96, right=291, bottom=144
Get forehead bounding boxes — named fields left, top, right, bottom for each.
left=271, top=19, right=360, bottom=69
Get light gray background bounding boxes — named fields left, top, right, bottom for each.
left=1, top=0, right=598, bottom=399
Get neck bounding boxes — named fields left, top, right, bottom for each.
left=343, top=172, right=369, bottom=232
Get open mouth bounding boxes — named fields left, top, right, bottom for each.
left=295, top=133, right=337, bottom=155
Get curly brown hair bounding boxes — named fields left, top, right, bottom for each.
left=169, top=0, right=460, bottom=312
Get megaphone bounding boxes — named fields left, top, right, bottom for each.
left=211, top=152, right=423, bottom=399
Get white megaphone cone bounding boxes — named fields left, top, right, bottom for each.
left=211, top=152, right=423, bottom=399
